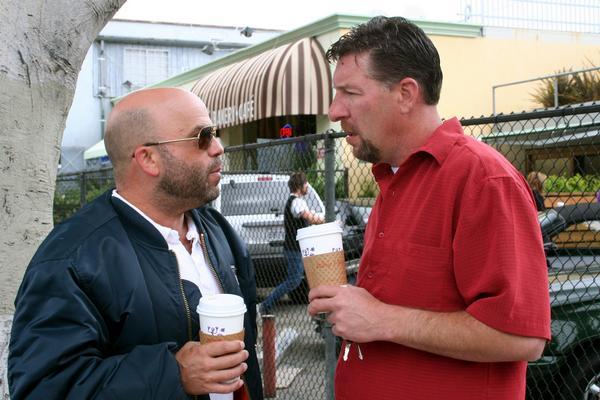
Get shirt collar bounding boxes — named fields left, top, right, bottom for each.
left=372, top=117, right=464, bottom=179
left=111, top=190, right=198, bottom=246
left=416, top=117, right=463, bottom=166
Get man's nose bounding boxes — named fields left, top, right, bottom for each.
left=328, top=96, right=347, bottom=122
left=209, top=137, right=224, bottom=156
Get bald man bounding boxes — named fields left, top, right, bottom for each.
left=8, top=88, right=263, bottom=400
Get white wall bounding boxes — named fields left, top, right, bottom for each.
left=62, top=45, right=102, bottom=150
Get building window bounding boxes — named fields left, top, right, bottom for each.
left=123, top=47, right=169, bottom=90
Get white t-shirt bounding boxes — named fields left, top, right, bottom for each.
left=112, top=191, right=231, bottom=400
left=290, top=195, right=309, bottom=217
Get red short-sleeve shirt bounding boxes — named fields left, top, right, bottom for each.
left=334, top=118, right=551, bottom=400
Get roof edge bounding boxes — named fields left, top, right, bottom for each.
left=113, top=14, right=482, bottom=101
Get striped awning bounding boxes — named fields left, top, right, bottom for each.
left=190, top=37, right=332, bottom=129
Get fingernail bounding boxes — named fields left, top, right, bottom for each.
left=239, top=340, right=245, bottom=349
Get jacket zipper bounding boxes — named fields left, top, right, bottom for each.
left=172, top=250, right=197, bottom=400
left=200, top=233, right=224, bottom=293
left=172, top=250, right=193, bottom=342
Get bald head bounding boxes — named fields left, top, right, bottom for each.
left=104, top=87, right=209, bottom=181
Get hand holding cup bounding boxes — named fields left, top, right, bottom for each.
left=175, top=339, right=248, bottom=395
left=176, top=293, right=248, bottom=395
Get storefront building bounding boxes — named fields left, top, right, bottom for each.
left=145, top=13, right=600, bottom=147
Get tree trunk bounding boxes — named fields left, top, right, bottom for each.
left=0, top=1, right=126, bottom=396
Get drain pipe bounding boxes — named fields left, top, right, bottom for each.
left=98, top=40, right=107, bottom=139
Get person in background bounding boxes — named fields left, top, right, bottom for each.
left=527, top=171, right=548, bottom=211
left=259, top=172, right=324, bottom=313
left=308, top=16, right=550, bottom=400
left=8, top=88, right=262, bottom=400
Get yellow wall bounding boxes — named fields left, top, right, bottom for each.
left=435, top=28, right=600, bottom=118
left=317, top=27, right=600, bottom=128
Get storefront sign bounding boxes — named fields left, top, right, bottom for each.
left=210, top=96, right=255, bottom=127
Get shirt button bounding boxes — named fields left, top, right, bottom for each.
left=378, top=232, right=384, bottom=238
left=367, top=272, right=374, bottom=279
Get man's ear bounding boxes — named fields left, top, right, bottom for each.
left=132, top=147, right=161, bottom=177
left=392, top=77, right=420, bottom=114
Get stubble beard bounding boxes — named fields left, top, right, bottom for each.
left=157, top=148, right=221, bottom=209
left=353, top=136, right=381, bottom=164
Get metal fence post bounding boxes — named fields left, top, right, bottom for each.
left=553, top=77, right=559, bottom=108
left=80, top=172, right=86, bottom=208
left=262, top=314, right=276, bottom=398
left=324, top=131, right=336, bottom=222
left=323, top=131, right=336, bottom=400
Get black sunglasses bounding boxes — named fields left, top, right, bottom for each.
left=140, top=126, right=217, bottom=152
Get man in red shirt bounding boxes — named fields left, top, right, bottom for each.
left=308, top=16, right=551, bottom=399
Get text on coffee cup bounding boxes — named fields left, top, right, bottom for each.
left=301, top=246, right=343, bottom=257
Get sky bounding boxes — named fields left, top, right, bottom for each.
left=114, top=0, right=464, bottom=30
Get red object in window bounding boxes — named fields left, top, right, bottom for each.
left=279, top=123, right=292, bottom=138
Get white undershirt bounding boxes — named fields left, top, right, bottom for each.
left=112, top=191, right=231, bottom=400
left=290, top=194, right=309, bottom=217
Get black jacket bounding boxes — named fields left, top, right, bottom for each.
left=8, top=190, right=263, bottom=400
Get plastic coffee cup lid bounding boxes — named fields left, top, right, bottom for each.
left=296, top=221, right=343, bottom=242
left=197, top=294, right=247, bottom=317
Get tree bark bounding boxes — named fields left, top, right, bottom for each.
left=0, top=0, right=126, bottom=396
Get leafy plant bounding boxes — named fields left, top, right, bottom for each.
left=544, top=174, right=600, bottom=193
left=53, top=178, right=114, bottom=224
left=357, top=178, right=379, bottom=198
left=531, top=64, right=600, bottom=108
left=308, top=171, right=347, bottom=200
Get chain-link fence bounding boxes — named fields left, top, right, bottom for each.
left=463, top=104, right=600, bottom=400
left=54, top=103, right=600, bottom=400
left=54, top=167, right=114, bottom=225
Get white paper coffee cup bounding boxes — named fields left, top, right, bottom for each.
left=197, top=294, right=247, bottom=384
left=197, top=294, right=246, bottom=342
left=296, top=222, right=343, bottom=257
left=296, top=222, right=347, bottom=289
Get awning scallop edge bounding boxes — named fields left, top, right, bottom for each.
left=191, top=37, right=332, bottom=129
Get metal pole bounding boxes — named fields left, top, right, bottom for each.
left=324, top=131, right=336, bottom=222
left=492, top=86, right=497, bottom=115
left=262, top=315, right=276, bottom=398
left=80, top=172, right=87, bottom=207
left=553, top=77, right=559, bottom=108
left=323, top=131, right=336, bottom=400
left=323, top=319, right=336, bottom=400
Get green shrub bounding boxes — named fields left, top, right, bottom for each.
left=357, top=179, right=379, bottom=198
left=53, top=189, right=83, bottom=225
left=308, top=171, right=347, bottom=200
left=53, top=178, right=114, bottom=224
left=544, top=174, right=600, bottom=193
left=531, top=64, right=600, bottom=108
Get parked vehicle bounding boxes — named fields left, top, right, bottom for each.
left=211, top=173, right=368, bottom=302
left=528, top=202, right=600, bottom=400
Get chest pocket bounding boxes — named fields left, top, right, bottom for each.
left=377, top=242, right=465, bottom=311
